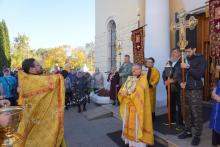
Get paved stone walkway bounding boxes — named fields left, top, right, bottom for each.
left=64, top=103, right=122, bottom=147
left=64, top=103, right=213, bottom=147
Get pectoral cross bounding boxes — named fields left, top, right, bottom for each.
left=171, top=9, right=198, bottom=125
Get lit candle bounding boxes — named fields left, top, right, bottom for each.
left=137, top=7, right=140, bottom=22
left=137, top=7, right=140, bottom=15
left=137, top=7, right=140, bottom=27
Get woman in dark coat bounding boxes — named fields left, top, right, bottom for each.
left=107, top=67, right=120, bottom=105
left=72, top=70, right=87, bottom=112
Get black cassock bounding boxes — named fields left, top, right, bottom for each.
left=107, top=72, right=120, bottom=101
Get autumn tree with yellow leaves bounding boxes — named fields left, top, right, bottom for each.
left=11, top=34, right=94, bottom=71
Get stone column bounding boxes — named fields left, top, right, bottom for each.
left=145, top=0, right=170, bottom=108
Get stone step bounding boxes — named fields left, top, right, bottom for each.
left=82, top=106, right=113, bottom=121
left=102, top=104, right=121, bottom=120
left=102, top=104, right=212, bottom=147
left=159, top=122, right=212, bottom=147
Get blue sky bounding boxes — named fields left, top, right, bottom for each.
left=0, top=0, right=95, bottom=49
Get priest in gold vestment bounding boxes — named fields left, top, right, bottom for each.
left=143, top=57, right=160, bottom=120
left=118, top=64, right=154, bottom=147
left=15, top=58, right=65, bottom=147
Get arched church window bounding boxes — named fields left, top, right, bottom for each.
left=107, top=20, right=117, bottom=69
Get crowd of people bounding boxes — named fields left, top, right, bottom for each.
left=0, top=44, right=219, bottom=147
left=42, top=62, right=107, bottom=113
left=0, top=67, right=18, bottom=106
left=60, top=69, right=92, bottom=112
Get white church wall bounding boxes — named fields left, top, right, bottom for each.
left=145, top=0, right=170, bottom=108
left=96, top=0, right=172, bottom=109
left=95, top=0, right=144, bottom=78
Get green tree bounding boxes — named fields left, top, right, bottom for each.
left=2, top=20, right=11, bottom=66
left=11, top=34, right=31, bottom=68
left=0, top=20, right=11, bottom=71
left=35, top=48, right=48, bottom=60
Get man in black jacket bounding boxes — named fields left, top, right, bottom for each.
left=177, top=45, right=206, bottom=146
left=162, top=48, right=183, bottom=129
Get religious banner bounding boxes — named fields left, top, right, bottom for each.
left=214, top=1, right=220, bottom=33
left=131, top=27, right=145, bottom=64
left=210, top=0, right=220, bottom=86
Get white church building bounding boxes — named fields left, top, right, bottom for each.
left=95, top=0, right=208, bottom=107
